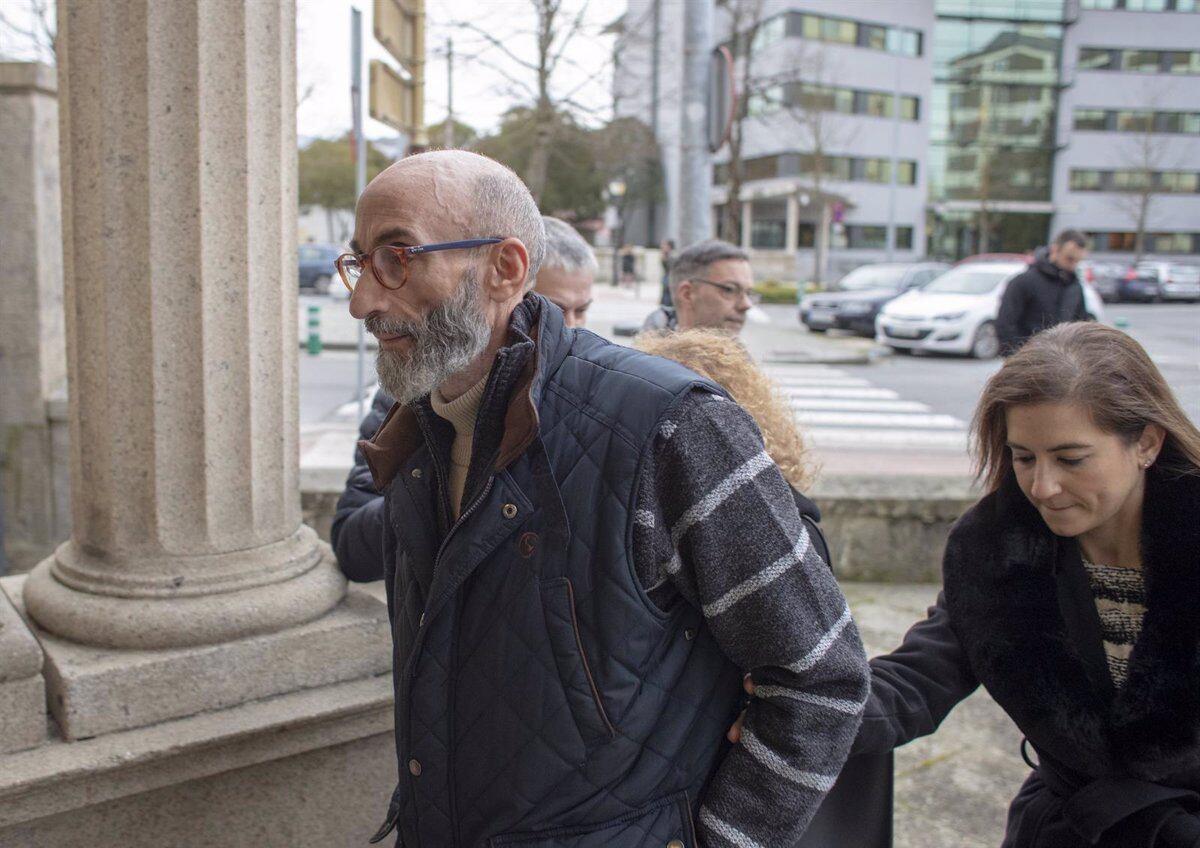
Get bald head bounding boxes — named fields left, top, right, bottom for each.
left=354, top=150, right=545, bottom=288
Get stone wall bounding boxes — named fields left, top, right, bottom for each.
left=301, top=474, right=979, bottom=584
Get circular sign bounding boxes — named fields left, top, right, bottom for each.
left=707, top=45, right=736, bottom=154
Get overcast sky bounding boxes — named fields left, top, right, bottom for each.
left=0, top=0, right=618, bottom=144
left=297, top=0, right=619, bottom=143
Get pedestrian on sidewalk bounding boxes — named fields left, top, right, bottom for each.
left=618, top=243, right=636, bottom=287
left=996, top=229, right=1093, bottom=356
left=845, top=322, right=1200, bottom=848
left=659, top=238, right=676, bottom=307
left=332, top=214, right=596, bottom=583
left=641, top=239, right=759, bottom=336
left=333, top=149, right=867, bottom=848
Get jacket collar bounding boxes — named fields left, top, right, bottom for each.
left=946, top=467, right=1200, bottom=782
left=359, top=293, right=571, bottom=492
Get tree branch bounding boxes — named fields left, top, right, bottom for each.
left=450, top=20, right=540, bottom=72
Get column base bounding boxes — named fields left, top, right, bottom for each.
left=22, top=527, right=346, bottom=650
left=3, top=568, right=387, bottom=740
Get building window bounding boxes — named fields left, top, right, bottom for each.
left=896, top=226, right=915, bottom=249
left=797, top=222, right=816, bottom=248
left=752, top=15, right=787, bottom=54
left=860, top=91, right=891, bottom=117
left=792, top=11, right=921, bottom=56
left=750, top=200, right=788, bottom=249
left=896, top=161, right=918, bottom=185
left=1075, top=107, right=1200, bottom=134
left=1080, top=46, right=1200, bottom=73
left=899, top=95, right=920, bottom=120
left=1079, top=47, right=1117, bottom=69
left=1158, top=171, right=1200, bottom=192
left=1083, top=0, right=1199, bottom=8
left=1086, top=231, right=1200, bottom=254
left=1070, top=169, right=1104, bottom=190
left=846, top=225, right=888, bottom=249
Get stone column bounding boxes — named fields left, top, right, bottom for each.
left=0, top=62, right=68, bottom=574
left=740, top=199, right=753, bottom=250
left=23, top=0, right=345, bottom=651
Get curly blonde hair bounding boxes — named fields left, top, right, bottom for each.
left=635, top=329, right=819, bottom=490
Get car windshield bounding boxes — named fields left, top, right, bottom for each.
left=834, top=265, right=909, bottom=291
left=1169, top=265, right=1200, bottom=282
left=922, top=265, right=1014, bottom=295
left=299, top=246, right=330, bottom=262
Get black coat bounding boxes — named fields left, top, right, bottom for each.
left=996, top=253, right=1091, bottom=355
left=855, top=468, right=1200, bottom=848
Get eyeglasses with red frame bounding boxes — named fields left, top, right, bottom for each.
left=334, top=238, right=503, bottom=293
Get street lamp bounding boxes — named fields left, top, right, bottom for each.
left=608, top=179, right=627, bottom=287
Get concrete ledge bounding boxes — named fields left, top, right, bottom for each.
left=811, top=476, right=979, bottom=583
left=0, top=61, right=56, bottom=95
left=2, top=577, right=391, bottom=740
left=0, top=672, right=394, bottom=841
left=0, top=590, right=47, bottom=753
left=299, top=468, right=981, bottom=583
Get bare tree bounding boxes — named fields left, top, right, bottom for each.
left=0, top=0, right=56, bottom=64
left=717, top=4, right=855, bottom=281
left=1107, top=102, right=1177, bottom=261
left=450, top=0, right=605, bottom=204
left=718, top=0, right=765, bottom=244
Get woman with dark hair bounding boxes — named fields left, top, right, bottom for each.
left=843, top=322, right=1200, bottom=847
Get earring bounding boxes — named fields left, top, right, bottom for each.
left=1143, top=459, right=1154, bottom=469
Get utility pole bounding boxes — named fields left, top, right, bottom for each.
left=352, top=7, right=367, bottom=422
left=885, top=53, right=901, bottom=260
left=648, top=0, right=662, bottom=245
left=444, top=36, right=455, bottom=148
left=680, top=0, right=713, bottom=246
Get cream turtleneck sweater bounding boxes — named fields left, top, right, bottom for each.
left=429, top=375, right=489, bottom=519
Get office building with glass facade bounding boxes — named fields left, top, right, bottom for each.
left=1052, top=0, right=1200, bottom=257
left=610, top=0, right=1200, bottom=277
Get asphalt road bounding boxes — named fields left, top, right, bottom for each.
left=299, top=296, right=1197, bottom=478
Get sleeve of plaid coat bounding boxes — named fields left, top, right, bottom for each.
left=633, top=390, right=870, bottom=848
left=330, top=387, right=393, bottom=583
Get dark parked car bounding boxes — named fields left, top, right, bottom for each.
left=298, top=243, right=342, bottom=294
left=1078, top=260, right=1129, bottom=303
left=1134, top=262, right=1200, bottom=303
left=799, top=262, right=949, bottom=336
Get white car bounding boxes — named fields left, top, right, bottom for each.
left=876, top=261, right=1106, bottom=359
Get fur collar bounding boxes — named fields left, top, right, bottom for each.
left=944, top=468, right=1200, bottom=783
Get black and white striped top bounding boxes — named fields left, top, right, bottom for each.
left=1081, top=559, right=1148, bottom=687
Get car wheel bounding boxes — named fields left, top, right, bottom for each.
left=970, top=321, right=1000, bottom=360
left=807, top=326, right=827, bottom=334
left=314, top=274, right=332, bottom=295
left=887, top=344, right=913, bottom=355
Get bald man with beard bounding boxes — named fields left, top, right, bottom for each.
left=330, top=150, right=867, bottom=848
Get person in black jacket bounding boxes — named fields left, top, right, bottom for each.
left=996, top=229, right=1092, bottom=355
left=851, top=322, right=1200, bottom=848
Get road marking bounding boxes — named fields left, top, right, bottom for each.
left=796, top=411, right=964, bottom=429
left=788, top=398, right=929, bottom=413
left=767, top=363, right=969, bottom=453
left=805, top=427, right=968, bottom=450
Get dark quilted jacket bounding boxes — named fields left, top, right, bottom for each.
left=362, top=296, right=745, bottom=847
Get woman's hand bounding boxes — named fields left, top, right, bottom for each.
left=726, top=674, right=756, bottom=743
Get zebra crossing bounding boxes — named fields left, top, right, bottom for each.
left=763, top=362, right=970, bottom=453
left=326, top=364, right=969, bottom=454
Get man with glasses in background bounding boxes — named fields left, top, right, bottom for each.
left=641, top=239, right=759, bottom=335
